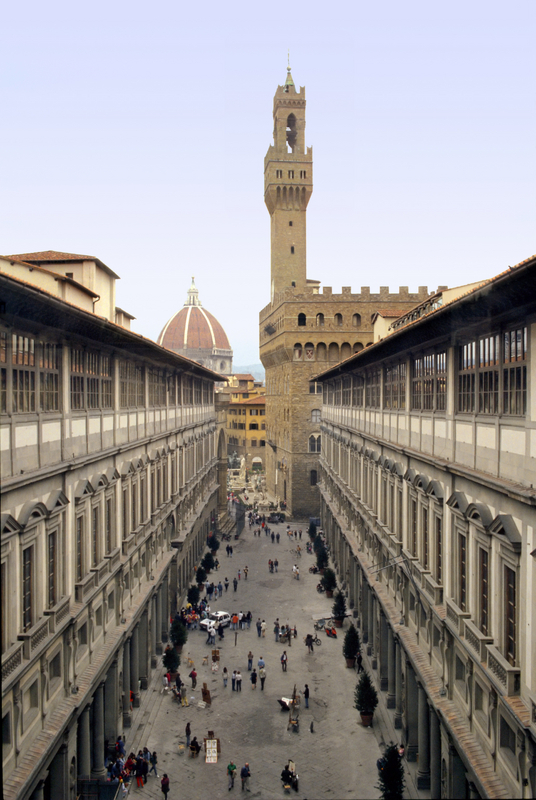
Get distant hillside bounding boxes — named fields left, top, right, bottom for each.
left=233, top=364, right=265, bottom=382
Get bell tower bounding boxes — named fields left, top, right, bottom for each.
left=264, top=65, right=313, bottom=299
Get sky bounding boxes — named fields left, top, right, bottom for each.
left=2, top=0, right=534, bottom=366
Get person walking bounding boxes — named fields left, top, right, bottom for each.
left=276, top=532, right=280, bottom=543
left=281, top=651, right=288, bottom=671
left=218, top=581, right=223, bottom=597
left=299, top=529, right=302, bottom=539
left=246, top=611, right=252, bottom=629
left=226, top=544, right=230, bottom=557
left=274, top=620, right=280, bottom=642
left=233, top=577, right=238, bottom=592
left=223, top=667, right=229, bottom=688
left=229, top=545, right=233, bottom=558
left=271, top=532, right=275, bottom=543
left=161, top=774, right=170, bottom=797
left=305, top=633, right=314, bottom=653
left=185, top=722, right=191, bottom=749
left=303, top=684, right=310, bottom=708
left=247, top=651, right=253, bottom=671
left=238, top=569, right=241, bottom=580
left=149, top=750, right=159, bottom=777
left=250, top=669, right=257, bottom=689
left=227, top=760, right=237, bottom=790
left=189, top=668, right=197, bottom=689
left=240, top=763, right=251, bottom=791
left=225, top=577, right=230, bottom=592
left=256, top=618, right=262, bottom=637
left=259, top=666, right=266, bottom=690
left=232, top=670, right=237, bottom=691
left=244, top=566, right=248, bottom=580
left=257, top=656, right=265, bottom=669
left=180, top=683, right=189, bottom=706
left=135, top=756, right=144, bottom=788
left=261, top=620, right=266, bottom=637
left=274, top=558, right=278, bottom=573
left=236, top=670, right=242, bottom=691
left=356, top=651, right=363, bottom=673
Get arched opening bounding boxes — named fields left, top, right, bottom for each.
left=293, top=343, right=303, bottom=361
left=286, top=113, right=297, bottom=150
left=305, top=342, right=314, bottom=361
left=353, top=342, right=364, bottom=353
left=252, top=457, right=262, bottom=471
left=298, top=313, right=306, bottom=326
left=352, top=313, right=361, bottom=328
left=316, top=342, right=327, bottom=361
left=341, top=342, right=352, bottom=360
left=316, top=313, right=324, bottom=327
left=328, top=342, right=340, bottom=362
left=335, top=313, right=343, bottom=327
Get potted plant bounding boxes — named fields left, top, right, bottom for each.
left=332, top=591, right=347, bottom=627
left=196, top=565, right=207, bottom=587
left=308, top=521, right=317, bottom=540
left=342, top=623, right=360, bottom=668
left=187, top=585, right=200, bottom=606
left=201, top=552, right=214, bottom=574
left=162, top=645, right=180, bottom=678
left=313, top=534, right=324, bottom=553
left=170, top=619, right=188, bottom=653
left=316, top=546, right=329, bottom=573
left=354, top=671, right=378, bottom=727
left=321, top=568, right=337, bottom=597
left=207, top=532, right=220, bottom=555
left=376, top=742, right=406, bottom=800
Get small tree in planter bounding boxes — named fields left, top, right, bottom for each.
left=201, top=552, right=214, bottom=573
left=354, top=671, right=378, bottom=727
left=207, top=533, right=220, bottom=554
left=376, top=742, right=405, bottom=800
left=332, top=591, right=347, bottom=626
left=187, top=585, right=200, bottom=606
left=308, top=521, right=317, bottom=540
left=313, top=533, right=324, bottom=553
left=196, top=565, right=207, bottom=586
left=321, top=568, right=337, bottom=597
left=316, top=546, right=329, bottom=572
left=342, top=623, right=360, bottom=667
left=170, top=619, right=188, bottom=652
left=162, top=645, right=180, bottom=677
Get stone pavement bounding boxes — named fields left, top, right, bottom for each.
left=124, top=520, right=394, bottom=799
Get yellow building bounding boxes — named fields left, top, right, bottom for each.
left=226, top=375, right=266, bottom=472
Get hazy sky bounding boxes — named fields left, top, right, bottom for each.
left=2, top=1, right=534, bottom=365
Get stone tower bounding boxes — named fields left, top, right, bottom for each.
left=260, top=68, right=433, bottom=518
left=264, top=66, right=313, bottom=300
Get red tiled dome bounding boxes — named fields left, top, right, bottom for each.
left=158, top=305, right=230, bottom=351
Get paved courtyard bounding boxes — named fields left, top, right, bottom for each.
left=126, top=520, right=386, bottom=799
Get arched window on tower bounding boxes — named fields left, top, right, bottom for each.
left=352, top=313, right=361, bottom=328
left=286, top=114, right=297, bottom=151
left=335, top=313, right=343, bottom=327
left=309, top=435, right=321, bottom=453
left=298, top=313, right=306, bottom=326
left=316, top=313, right=324, bottom=327
left=311, top=409, right=321, bottom=423
left=310, top=470, right=318, bottom=486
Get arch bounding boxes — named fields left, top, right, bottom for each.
left=316, top=313, right=324, bottom=327
left=220, top=361, right=225, bottom=370
left=276, top=186, right=281, bottom=208
left=252, top=457, right=262, bottom=470
left=283, top=186, right=287, bottom=207
left=466, top=502, right=493, bottom=528
left=297, top=313, right=306, bottom=326
left=286, top=113, right=297, bottom=150
left=353, top=342, right=364, bottom=353
left=335, top=313, right=343, bottom=327
left=289, top=186, right=294, bottom=206
left=316, top=342, right=327, bottom=361
left=352, top=313, right=361, bottom=328
left=328, top=342, right=340, bottom=362
left=341, top=342, right=352, bottom=360
left=293, top=343, right=303, bottom=361
left=304, top=342, right=315, bottom=361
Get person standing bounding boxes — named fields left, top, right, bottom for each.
left=223, top=667, right=229, bottom=687
left=276, top=532, right=280, bottom=543
left=236, top=670, right=242, bottom=691
left=281, top=651, right=288, bottom=671
left=225, top=577, right=230, bottom=592
left=180, top=683, right=189, bottom=706
left=259, top=666, right=266, bottom=690
left=233, top=577, right=238, bottom=592
left=190, top=668, right=197, bottom=689
left=185, top=722, right=191, bottom=748
left=274, top=620, right=280, bottom=642
left=238, top=569, right=241, bottom=580
left=232, top=670, right=237, bottom=691
left=240, top=763, right=251, bottom=791
left=246, top=610, right=252, bottom=629
left=305, top=634, right=314, bottom=653
left=247, top=651, right=253, bottom=671
left=244, top=566, right=248, bottom=580
left=256, top=618, right=262, bottom=637
left=250, top=669, right=257, bottom=689
left=274, top=558, right=279, bottom=573
left=303, top=684, right=310, bottom=709
left=356, top=651, right=363, bottom=673
left=227, top=760, right=237, bottom=790
left=229, top=545, right=233, bottom=558
left=161, top=774, right=170, bottom=797
left=261, top=620, right=266, bottom=637
left=218, top=581, right=223, bottom=597
left=257, top=656, right=265, bottom=669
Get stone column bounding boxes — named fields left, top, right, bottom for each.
left=450, top=744, right=466, bottom=799
left=130, top=624, right=140, bottom=708
left=406, top=664, right=419, bottom=761
left=387, top=626, right=396, bottom=708
left=379, top=611, right=388, bottom=690
left=155, top=588, right=163, bottom=655
left=49, top=742, right=69, bottom=798
left=430, top=708, right=441, bottom=800
left=394, top=637, right=402, bottom=729
left=91, top=681, right=107, bottom=779
left=151, top=593, right=158, bottom=668
left=30, top=781, right=45, bottom=800
left=139, top=610, right=149, bottom=690
left=417, top=683, right=431, bottom=788
left=77, top=704, right=92, bottom=777
left=123, top=638, right=132, bottom=727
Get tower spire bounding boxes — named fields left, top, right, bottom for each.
left=285, top=52, right=294, bottom=91
left=185, top=277, right=202, bottom=307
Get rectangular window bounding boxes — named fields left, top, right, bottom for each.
left=1, top=331, right=7, bottom=413
left=91, top=506, right=99, bottom=567
left=131, top=483, right=137, bottom=530
left=412, top=357, right=423, bottom=410
left=504, top=566, right=516, bottom=665
left=276, top=169, right=283, bottom=179
left=22, top=546, right=33, bottom=631
left=140, top=475, right=146, bottom=521
left=105, top=498, right=113, bottom=554
left=39, top=343, right=60, bottom=411
left=436, top=351, right=447, bottom=410
left=70, top=348, right=85, bottom=410
left=122, top=488, right=129, bottom=538
left=478, top=334, right=500, bottom=413
left=503, top=326, right=527, bottom=415
left=120, top=361, right=145, bottom=408
left=149, top=368, right=166, bottom=406
left=76, top=517, right=83, bottom=582
left=342, top=376, right=351, bottom=406
left=12, top=334, right=36, bottom=413
left=288, top=170, right=294, bottom=179
left=48, top=531, right=57, bottom=608
left=352, top=375, right=364, bottom=406
left=422, top=507, right=429, bottom=569
left=365, top=370, right=380, bottom=408
left=410, top=498, right=417, bottom=556
left=435, top=516, right=442, bottom=583
left=458, top=341, right=476, bottom=412
left=458, top=533, right=467, bottom=611
left=479, top=548, right=489, bottom=635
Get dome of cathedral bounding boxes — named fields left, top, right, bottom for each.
left=157, top=279, right=232, bottom=373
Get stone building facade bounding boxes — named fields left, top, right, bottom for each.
left=316, top=255, right=536, bottom=799
left=259, top=68, right=433, bottom=517
left=1, top=256, right=222, bottom=800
